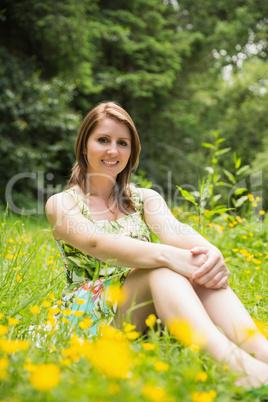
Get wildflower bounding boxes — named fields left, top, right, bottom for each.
left=224, top=365, right=229, bottom=371
left=49, top=293, right=55, bottom=300
left=145, top=314, right=157, bottom=327
left=246, top=270, right=251, bottom=274
left=189, top=344, right=200, bottom=353
left=123, top=322, right=136, bottom=333
left=7, top=254, right=13, bottom=260
left=191, top=390, right=217, bottom=402
left=57, top=300, right=62, bottom=306
left=232, top=249, right=238, bottom=252
left=253, top=259, right=262, bottom=265
left=61, top=318, right=70, bottom=324
left=248, top=194, right=254, bottom=202
left=142, top=343, right=156, bottom=351
left=168, top=319, right=206, bottom=347
left=228, top=223, right=234, bottom=228
left=256, top=295, right=262, bottom=300
left=30, top=363, right=60, bottom=391
left=24, top=362, right=36, bottom=372
left=85, top=328, right=132, bottom=379
left=16, top=275, right=22, bottom=282
left=195, top=372, right=208, bottom=382
left=30, top=305, right=40, bottom=314
left=50, top=306, right=60, bottom=315
left=74, top=311, right=83, bottom=317
left=42, top=301, right=51, bottom=308
left=256, top=266, right=260, bottom=270
left=23, top=238, right=30, bottom=242
left=249, top=232, right=254, bottom=237
left=75, top=298, right=86, bottom=305
left=0, top=325, right=8, bottom=336
left=0, top=357, right=9, bottom=380
left=259, top=210, right=265, bottom=215
left=142, top=383, right=167, bottom=402
left=59, top=358, right=72, bottom=366
left=79, top=318, right=92, bottom=329
left=0, top=339, right=29, bottom=354
left=62, top=308, right=72, bottom=316
left=8, top=317, right=19, bottom=326
left=224, top=257, right=230, bottom=262
left=106, top=285, right=127, bottom=306
left=242, top=235, right=247, bottom=239
left=154, top=361, right=169, bottom=371
left=253, top=203, right=258, bottom=207
left=126, top=331, right=140, bottom=340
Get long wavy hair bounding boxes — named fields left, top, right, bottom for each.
left=66, top=101, right=141, bottom=212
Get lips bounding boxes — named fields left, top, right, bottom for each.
left=101, top=160, right=119, bottom=166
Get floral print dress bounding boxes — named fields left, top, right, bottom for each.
left=55, top=186, right=152, bottom=335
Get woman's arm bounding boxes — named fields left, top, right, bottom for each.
left=45, top=192, right=206, bottom=278
left=140, top=188, right=230, bottom=289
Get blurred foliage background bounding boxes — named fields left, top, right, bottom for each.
left=0, top=0, right=267, bottom=211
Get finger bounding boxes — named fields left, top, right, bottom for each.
left=192, top=259, right=215, bottom=279
left=193, top=255, right=221, bottom=277
left=193, top=261, right=226, bottom=284
left=190, top=247, right=209, bottom=255
left=203, top=272, right=229, bottom=289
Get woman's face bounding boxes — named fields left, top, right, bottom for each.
left=85, top=118, right=132, bottom=178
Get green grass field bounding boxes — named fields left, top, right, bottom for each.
left=0, top=199, right=267, bottom=401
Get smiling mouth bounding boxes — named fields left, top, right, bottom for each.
left=101, top=160, right=119, bottom=166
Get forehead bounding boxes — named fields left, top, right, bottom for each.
left=92, top=118, right=131, bottom=139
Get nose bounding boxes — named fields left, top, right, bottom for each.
left=107, top=141, right=119, bottom=157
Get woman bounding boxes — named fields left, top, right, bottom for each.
left=46, top=101, right=268, bottom=389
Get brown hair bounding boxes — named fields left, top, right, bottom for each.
left=66, top=101, right=141, bottom=212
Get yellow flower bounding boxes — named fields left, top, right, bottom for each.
left=85, top=329, right=132, bottom=379
left=246, top=270, right=251, bottom=274
left=16, top=275, right=22, bottom=282
left=50, top=306, right=60, bottom=315
left=57, top=300, right=62, bottom=306
left=252, top=202, right=258, bottom=207
left=0, top=325, right=8, bottom=336
left=195, top=372, right=208, bottom=382
left=61, top=318, right=70, bottom=324
left=191, top=390, right=217, bottom=402
left=0, top=313, right=4, bottom=320
left=224, top=257, right=230, bottom=262
left=8, top=317, right=20, bottom=326
left=6, top=254, right=13, bottom=260
left=259, top=210, right=265, bottom=215
left=249, top=232, right=254, bottom=237
left=256, top=266, right=260, bottom=270
left=30, top=305, right=40, bottom=314
left=123, top=322, right=136, bottom=333
left=62, top=308, right=72, bottom=316
left=145, top=314, right=157, bottom=327
left=23, top=238, right=30, bottom=242
left=142, top=383, right=167, bottom=402
left=232, top=248, right=238, bottom=252
left=256, top=295, right=262, bottom=300
left=126, top=331, right=140, bottom=340
left=248, top=194, right=254, bottom=202
left=242, top=235, right=247, bottom=239
left=42, top=300, right=51, bottom=308
left=106, top=285, right=127, bottom=306
left=49, top=293, right=55, bottom=300
left=228, top=223, right=234, bottom=228
left=79, top=318, right=92, bottom=329
left=59, top=358, right=72, bottom=366
left=0, top=339, right=29, bottom=354
left=154, top=361, right=169, bottom=371
left=23, top=363, right=36, bottom=372
left=74, top=311, right=84, bottom=317
left=253, top=259, right=262, bottom=265
left=142, top=343, right=156, bottom=351
left=30, top=364, right=60, bottom=391
left=0, top=357, right=9, bottom=370
left=75, top=298, right=86, bottom=305
left=168, top=319, right=206, bottom=347
left=189, top=344, right=200, bottom=353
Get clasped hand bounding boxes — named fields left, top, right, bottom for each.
left=190, top=246, right=230, bottom=289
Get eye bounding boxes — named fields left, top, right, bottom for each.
left=118, top=140, right=128, bottom=147
left=98, top=137, right=109, bottom=143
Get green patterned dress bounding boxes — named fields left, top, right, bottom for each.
left=55, top=186, right=151, bottom=335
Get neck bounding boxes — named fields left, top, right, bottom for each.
left=84, top=172, right=117, bottom=199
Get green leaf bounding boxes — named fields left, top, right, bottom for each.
left=223, top=169, right=236, bottom=184
left=233, top=195, right=249, bottom=208
left=234, top=188, right=247, bottom=196
left=202, top=143, right=214, bottom=149
left=215, top=138, right=226, bottom=145
left=236, top=165, right=250, bottom=176
left=177, top=186, right=198, bottom=206
left=215, top=147, right=231, bottom=157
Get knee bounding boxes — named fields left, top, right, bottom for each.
left=148, top=267, right=186, bottom=289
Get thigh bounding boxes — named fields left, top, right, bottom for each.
left=114, top=268, right=157, bottom=333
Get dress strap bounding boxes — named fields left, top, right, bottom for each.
left=129, top=185, right=144, bottom=217
left=64, top=188, right=91, bottom=219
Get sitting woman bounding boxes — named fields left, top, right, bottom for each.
left=46, top=101, right=268, bottom=389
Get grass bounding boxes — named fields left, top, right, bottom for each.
left=0, top=200, right=267, bottom=402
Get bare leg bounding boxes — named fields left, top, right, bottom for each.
left=192, top=283, right=268, bottom=363
left=116, top=267, right=268, bottom=389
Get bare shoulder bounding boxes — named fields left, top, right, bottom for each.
left=137, top=188, right=165, bottom=202
left=45, top=191, right=80, bottom=227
